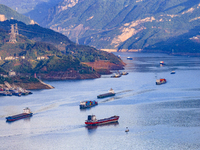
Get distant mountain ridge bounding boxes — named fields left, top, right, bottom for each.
left=41, top=0, right=200, bottom=54
left=1, top=0, right=200, bottom=54
left=0, top=0, right=62, bottom=25
left=0, top=4, right=32, bottom=24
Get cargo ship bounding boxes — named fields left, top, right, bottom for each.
left=80, top=101, right=98, bottom=109
left=6, top=107, right=33, bottom=122
left=85, top=115, right=119, bottom=126
left=171, top=71, right=175, bottom=74
left=156, top=78, right=167, bottom=85
left=97, top=88, right=115, bottom=98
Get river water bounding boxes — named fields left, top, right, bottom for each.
left=0, top=53, right=200, bottom=150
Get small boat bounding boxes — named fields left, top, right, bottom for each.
left=127, top=57, right=133, bottom=60
left=9, top=89, right=21, bottom=96
left=6, top=107, right=33, bottom=122
left=0, top=91, right=12, bottom=96
left=111, top=73, right=121, bottom=78
left=97, top=88, right=115, bottom=98
left=80, top=100, right=98, bottom=109
left=125, top=127, right=129, bottom=132
left=18, top=87, right=32, bottom=95
left=0, top=91, right=8, bottom=96
left=85, top=115, right=119, bottom=126
left=156, top=78, right=167, bottom=85
left=171, top=71, right=175, bottom=74
left=160, top=61, right=164, bottom=65
left=120, top=71, right=129, bottom=75
left=6, top=91, right=13, bottom=96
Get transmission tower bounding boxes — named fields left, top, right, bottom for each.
left=9, top=24, right=17, bottom=43
left=15, top=23, right=19, bottom=35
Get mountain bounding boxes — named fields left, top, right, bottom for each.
left=0, top=19, right=72, bottom=54
left=34, top=0, right=200, bottom=54
left=0, top=19, right=124, bottom=80
left=2, top=0, right=200, bottom=54
left=144, top=25, right=200, bottom=55
left=0, top=0, right=59, bottom=14
left=0, top=4, right=32, bottom=24
left=0, top=0, right=62, bottom=24
left=24, top=0, right=63, bottom=25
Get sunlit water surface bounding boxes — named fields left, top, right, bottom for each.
left=0, top=53, right=200, bottom=150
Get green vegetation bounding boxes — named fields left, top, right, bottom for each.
left=0, top=4, right=31, bottom=24
left=0, top=20, right=123, bottom=79
left=0, top=67, right=7, bottom=75
left=1, top=59, right=33, bottom=73
left=0, top=75, right=39, bottom=84
left=38, top=0, right=200, bottom=54
left=34, top=55, right=93, bottom=74
left=66, top=44, right=122, bottom=64
left=145, top=26, right=200, bottom=53
left=0, top=19, right=72, bottom=46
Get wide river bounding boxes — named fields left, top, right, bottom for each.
left=0, top=52, right=200, bottom=150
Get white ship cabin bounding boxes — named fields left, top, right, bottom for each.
left=88, top=115, right=97, bottom=121
left=23, top=107, right=32, bottom=114
left=156, top=79, right=160, bottom=83
left=109, top=88, right=115, bottom=93
left=80, top=101, right=86, bottom=105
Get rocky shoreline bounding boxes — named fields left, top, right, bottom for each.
left=37, top=60, right=125, bottom=80
left=14, top=80, right=54, bottom=90
left=9, top=60, right=125, bottom=90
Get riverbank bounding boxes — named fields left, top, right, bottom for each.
left=10, top=79, right=54, bottom=90
left=83, top=60, right=125, bottom=75
left=36, top=60, right=125, bottom=80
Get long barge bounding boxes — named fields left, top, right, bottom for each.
left=6, top=107, right=33, bottom=122
left=85, top=115, right=119, bottom=126
left=97, top=88, right=115, bottom=98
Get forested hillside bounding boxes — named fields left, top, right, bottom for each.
left=1, top=0, right=200, bottom=54
left=0, top=4, right=31, bottom=24
left=37, top=0, right=200, bottom=54
left=0, top=19, right=124, bottom=80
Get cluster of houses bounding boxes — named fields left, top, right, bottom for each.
left=0, top=70, right=16, bottom=77
left=0, top=56, right=49, bottom=61
left=4, top=56, right=25, bottom=60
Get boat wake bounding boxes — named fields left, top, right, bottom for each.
left=99, top=89, right=156, bottom=103
left=36, top=124, right=86, bottom=135
left=34, top=103, right=59, bottom=114
left=33, top=98, right=77, bottom=113
left=116, top=90, right=133, bottom=94
left=0, top=124, right=86, bottom=138
left=0, top=115, right=7, bottom=118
